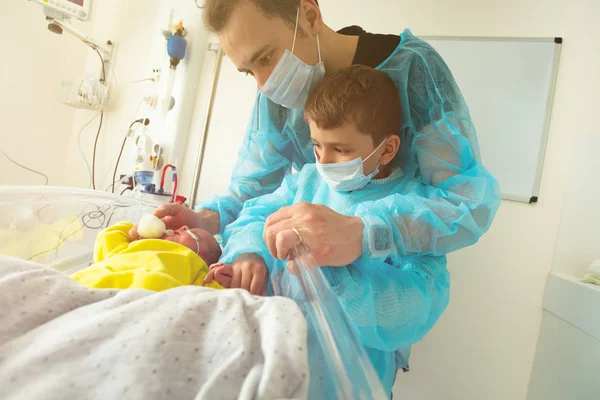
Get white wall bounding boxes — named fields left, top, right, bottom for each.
left=525, top=55, right=600, bottom=400
left=527, top=311, right=600, bottom=400
left=550, top=132, right=600, bottom=278
left=61, top=0, right=163, bottom=190
left=184, top=1, right=600, bottom=399
left=61, top=0, right=208, bottom=196
left=0, top=0, right=87, bottom=186
left=0, top=0, right=174, bottom=191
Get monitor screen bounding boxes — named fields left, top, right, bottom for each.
left=67, top=0, right=84, bottom=6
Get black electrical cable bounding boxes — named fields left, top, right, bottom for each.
left=28, top=203, right=108, bottom=261
left=91, top=111, right=104, bottom=190
left=81, top=203, right=109, bottom=230
left=93, top=48, right=106, bottom=82
left=27, top=200, right=132, bottom=262
left=90, top=47, right=106, bottom=190
left=110, top=136, right=127, bottom=194
left=110, top=118, right=149, bottom=193
left=0, top=149, right=49, bottom=185
left=76, top=112, right=101, bottom=189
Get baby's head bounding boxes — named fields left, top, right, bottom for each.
left=304, top=65, right=402, bottom=179
left=162, top=226, right=222, bottom=266
left=136, top=215, right=221, bottom=265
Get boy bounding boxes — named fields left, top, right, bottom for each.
left=207, top=65, right=450, bottom=395
left=73, top=222, right=228, bottom=291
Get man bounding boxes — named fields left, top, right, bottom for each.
left=133, top=0, right=499, bottom=286
left=130, top=1, right=500, bottom=389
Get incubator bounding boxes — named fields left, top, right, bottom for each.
left=0, top=187, right=157, bottom=274
left=0, top=186, right=387, bottom=399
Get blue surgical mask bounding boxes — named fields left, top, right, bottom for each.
left=260, top=7, right=325, bottom=109
left=316, top=140, right=387, bottom=192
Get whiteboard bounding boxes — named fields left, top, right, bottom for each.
left=424, top=36, right=562, bottom=203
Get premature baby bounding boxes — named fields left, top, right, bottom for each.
left=72, top=215, right=229, bottom=292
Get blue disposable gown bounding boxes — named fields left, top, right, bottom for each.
left=199, top=29, right=501, bottom=261
left=221, top=165, right=451, bottom=395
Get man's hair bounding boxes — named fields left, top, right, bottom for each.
left=304, top=65, right=402, bottom=142
left=204, top=0, right=317, bottom=33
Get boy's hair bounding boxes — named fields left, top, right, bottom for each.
left=204, top=0, right=318, bottom=33
left=304, top=65, right=402, bottom=142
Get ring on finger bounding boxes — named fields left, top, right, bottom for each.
left=292, top=227, right=304, bottom=245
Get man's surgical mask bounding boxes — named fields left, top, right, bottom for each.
left=316, top=140, right=387, bottom=192
left=260, top=8, right=325, bottom=109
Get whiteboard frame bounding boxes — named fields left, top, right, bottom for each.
left=421, top=35, right=563, bottom=204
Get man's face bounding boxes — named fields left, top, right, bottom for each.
left=218, top=0, right=321, bottom=89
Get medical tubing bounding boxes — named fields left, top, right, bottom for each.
left=159, top=164, right=178, bottom=202
left=160, top=164, right=176, bottom=188
left=170, top=172, right=178, bottom=203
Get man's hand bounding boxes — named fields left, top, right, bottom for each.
left=263, top=203, right=364, bottom=267
left=129, top=204, right=220, bottom=239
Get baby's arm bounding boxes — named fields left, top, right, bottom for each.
left=93, top=221, right=135, bottom=262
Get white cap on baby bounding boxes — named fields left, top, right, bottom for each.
left=137, top=214, right=173, bottom=238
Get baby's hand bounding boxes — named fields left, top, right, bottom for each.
left=205, top=263, right=233, bottom=288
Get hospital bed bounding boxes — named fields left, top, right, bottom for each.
left=0, top=186, right=387, bottom=399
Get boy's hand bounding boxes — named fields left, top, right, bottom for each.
left=205, top=263, right=233, bottom=288
left=229, top=253, right=268, bottom=296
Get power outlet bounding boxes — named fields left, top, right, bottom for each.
left=143, top=95, right=158, bottom=109
left=151, top=68, right=161, bottom=82
left=120, top=174, right=134, bottom=191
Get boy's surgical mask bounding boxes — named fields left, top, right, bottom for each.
left=260, top=7, right=325, bottom=109
left=316, top=140, right=387, bottom=192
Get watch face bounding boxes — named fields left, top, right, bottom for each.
left=195, top=0, right=206, bottom=7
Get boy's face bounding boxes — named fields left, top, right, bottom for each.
left=309, top=120, right=385, bottom=176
